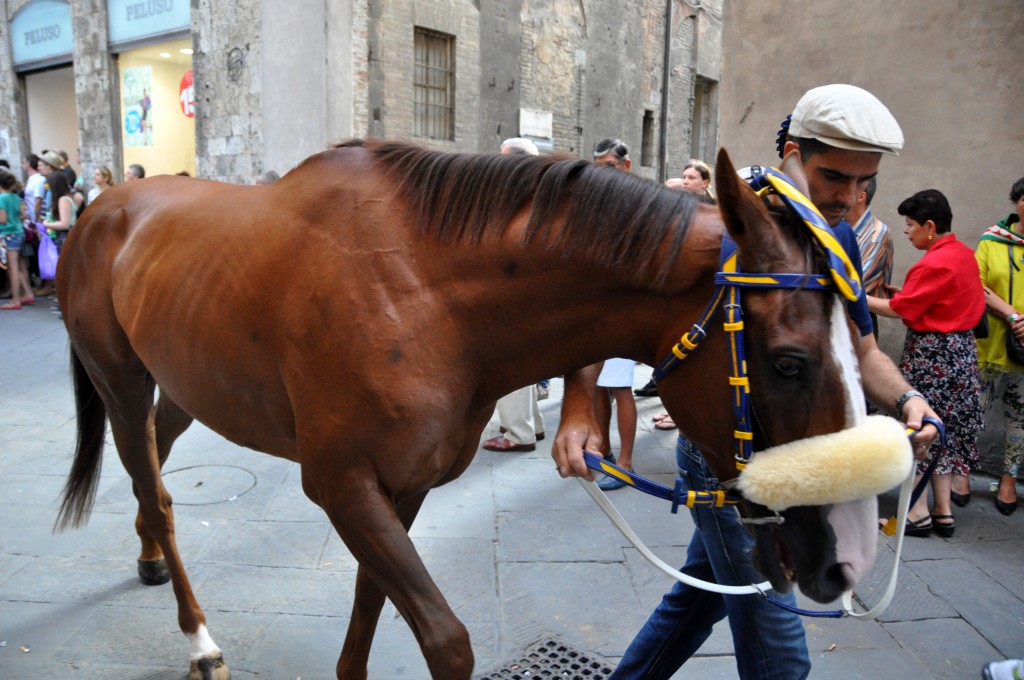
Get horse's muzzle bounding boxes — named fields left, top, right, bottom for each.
left=734, top=415, right=912, bottom=511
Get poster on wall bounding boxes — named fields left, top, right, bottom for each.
left=123, top=66, right=154, bottom=147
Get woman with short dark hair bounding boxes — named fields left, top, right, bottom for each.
left=867, top=189, right=985, bottom=537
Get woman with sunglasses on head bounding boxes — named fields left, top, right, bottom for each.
left=973, top=176, right=1024, bottom=516
left=644, top=160, right=717, bottom=428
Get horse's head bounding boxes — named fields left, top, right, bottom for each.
left=658, top=148, right=908, bottom=603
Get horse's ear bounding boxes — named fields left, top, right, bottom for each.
left=715, top=147, right=772, bottom=244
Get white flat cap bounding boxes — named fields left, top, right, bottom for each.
left=789, top=84, right=904, bottom=155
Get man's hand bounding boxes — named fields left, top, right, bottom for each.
left=902, top=396, right=941, bottom=460
left=552, top=364, right=603, bottom=480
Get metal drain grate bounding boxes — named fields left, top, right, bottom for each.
left=477, top=637, right=615, bottom=679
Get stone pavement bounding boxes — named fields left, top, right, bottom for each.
left=1, top=300, right=1022, bottom=679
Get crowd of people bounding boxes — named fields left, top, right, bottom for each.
left=0, top=150, right=107, bottom=310
left=0, top=155, right=282, bottom=312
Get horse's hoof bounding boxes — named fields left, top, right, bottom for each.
left=137, top=558, right=171, bottom=585
left=189, top=653, right=230, bottom=680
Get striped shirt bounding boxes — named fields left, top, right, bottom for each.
left=851, top=207, right=893, bottom=299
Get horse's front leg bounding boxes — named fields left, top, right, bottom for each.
left=337, top=491, right=429, bottom=678
left=306, top=469, right=473, bottom=680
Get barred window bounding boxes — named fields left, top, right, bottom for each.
left=414, top=28, right=455, bottom=141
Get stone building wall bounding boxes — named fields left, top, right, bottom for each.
left=367, top=0, right=481, bottom=150
left=1, top=0, right=34, bottom=169
left=193, top=0, right=263, bottom=183
left=518, top=0, right=587, bottom=156
left=347, top=0, right=371, bottom=140
left=477, top=0, right=523, bottom=154
left=68, top=0, right=120, bottom=185
left=1, top=0, right=722, bottom=184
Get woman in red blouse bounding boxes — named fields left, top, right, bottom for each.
left=868, top=189, right=985, bottom=538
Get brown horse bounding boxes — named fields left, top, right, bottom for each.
left=55, top=140, right=875, bottom=679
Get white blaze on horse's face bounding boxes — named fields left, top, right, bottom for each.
left=826, top=297, right=876, bottom=590
left=828, top=297, right=866, bottom=428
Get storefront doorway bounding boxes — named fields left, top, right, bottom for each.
left=117, top=37, right=196, bottom=178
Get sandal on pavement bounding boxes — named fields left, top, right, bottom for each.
left=950, top=490, right=971, bottom=507
left=931, top=514, right=955, bottom=538
left=995, top=496, right=1019, bottom=516
left=0, top=301, right=22, bottom=310
left=654, top=416, right=678, bottom=431
left=21, top=297, right=35, bottom=305
left=481, top=435, right=536, bottom=453
left=498, top=426, right=544, bottom=440
left=904, top=515, right=933, bottom=537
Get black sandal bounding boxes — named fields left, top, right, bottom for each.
left=931, top=514, right=955, bottom=538
left=950, top=491, right=971, bottom=507
left=904, top=516, right=933, bottom=537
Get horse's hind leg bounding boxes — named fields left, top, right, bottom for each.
left=135, top=392, right=195, bottom=585
left=106, top=382, right=228, bottom=680
left=311, top=476, right=472, bottom=680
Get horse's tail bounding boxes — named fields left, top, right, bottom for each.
left=54, top=347, right=108, bottom=532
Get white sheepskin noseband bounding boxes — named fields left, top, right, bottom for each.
left=734, top=415, right=912, bottom=511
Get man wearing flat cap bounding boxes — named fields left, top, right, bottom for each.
left=551, top=84, right=941, bottom=680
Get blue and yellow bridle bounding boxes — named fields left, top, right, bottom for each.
left=586, top=167, right=863, bottom=506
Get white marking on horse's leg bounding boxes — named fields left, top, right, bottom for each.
left=188, top=624, right=222, bottom=661
left=829, top=296, right=866, bottom=427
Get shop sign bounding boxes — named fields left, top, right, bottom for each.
left=108, top=0, right=190, bottom=45
left=11, top=0, right=73, bottom=67
left=179, top=70, right=195, bottom=118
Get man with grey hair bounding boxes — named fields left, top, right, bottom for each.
left=847, top=176, right=893, bottom=340
left=552, top=84, right=940, bottom=680
left=124, top=164, right=145, bottom=182
left=482, top=136, right=546, bottom=452
left=499, top=137, right=539, bottom=156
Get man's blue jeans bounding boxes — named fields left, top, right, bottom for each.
left=610, top=436, right=811, bottom=680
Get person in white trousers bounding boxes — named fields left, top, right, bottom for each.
left=481, top=138, right=547, bottom=453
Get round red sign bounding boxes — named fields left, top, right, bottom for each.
left=179, top=70, right=195, bottom=118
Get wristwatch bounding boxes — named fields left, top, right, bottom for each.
left=895, top=389, right=925, bottom=416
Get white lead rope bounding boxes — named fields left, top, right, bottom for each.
left=579, top=465, right=915, bottom=617
left=842, top=466, right=915, bottom=618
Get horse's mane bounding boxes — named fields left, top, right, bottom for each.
left=335, top=139, right=703, bottom=285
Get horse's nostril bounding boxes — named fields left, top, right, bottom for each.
left=831, top=562, right=858, bottom=592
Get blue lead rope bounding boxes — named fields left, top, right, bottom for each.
left=585, top=417, right=946, bottom=618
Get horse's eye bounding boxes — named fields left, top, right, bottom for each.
left=774, top=356, right=804, bottom=379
